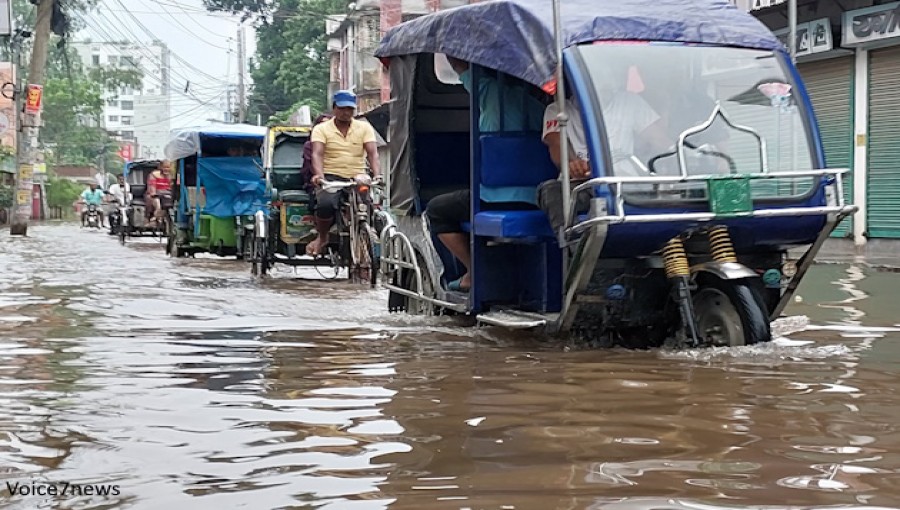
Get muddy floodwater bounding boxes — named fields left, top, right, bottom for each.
left=2, top=223, right=900, bottom=509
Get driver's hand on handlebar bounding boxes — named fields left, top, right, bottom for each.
left=568, top=159, right=590, bottom=180
left=311, top=174, right=324, bottom=186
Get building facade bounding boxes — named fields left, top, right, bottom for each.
left=749, top=0, right=900, bottom=244
left=70, top=40, right=172, bottom=161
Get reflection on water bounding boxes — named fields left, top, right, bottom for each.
left=1, top=224, right=900, bottom=509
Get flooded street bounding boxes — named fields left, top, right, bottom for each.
left=2, top=223, right=900, bottom=509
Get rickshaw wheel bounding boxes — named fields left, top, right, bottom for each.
left=692, top=275, right=770, bottom=347
left=397, top=252, right=436, bottom=315
left=251, top=237, right=269, bottom=276
left=350, top=224, right=379, bottom=288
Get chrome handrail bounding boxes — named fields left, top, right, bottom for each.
left=566, top=168, right=854, bottom=236
left=676, top=102, right=769, bottom=176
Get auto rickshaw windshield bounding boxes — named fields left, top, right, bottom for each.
left=576, top=44, right=817, bottom=200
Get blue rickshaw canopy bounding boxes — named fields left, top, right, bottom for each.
left=375, top=0, right=784, bottom=92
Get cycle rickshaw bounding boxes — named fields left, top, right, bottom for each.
left=163, top=125, right=267, bottom=258
left=249, top=125, right=380, bottom=285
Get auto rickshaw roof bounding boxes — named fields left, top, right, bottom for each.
left=165, top=124, right=268, bottom=161
left=375, top=0, right=784, bottom=93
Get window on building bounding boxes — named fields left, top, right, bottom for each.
left=121, top=131, right=134, bottom=140
left=107, top=99, right=118, bottom=107
left=121, top=56, right=136, bottom=68
left=107, top=55, right=118, bottom=66
left=120, top=85, right=133, bottom=95
left=108, top=115, right=119, bottom=122
left=121, top=116, right=133, bottom=125
left=121, top=100, right=134, bottom=110
left=92, top=55, right=100, bottom=66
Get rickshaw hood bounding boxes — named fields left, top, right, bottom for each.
left=165, top=124, right=268, bottom=161
left=375, top=0, right=783, bottom=93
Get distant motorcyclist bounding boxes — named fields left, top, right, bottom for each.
left=107, top=174, right=130, bottom=206
left=80, top=183, right=105, bottom=227
left=106, top=175, right=130, bottom=232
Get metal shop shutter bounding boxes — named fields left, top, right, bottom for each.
left=800, top=57, right=854, bottom=238
left=868, top=46, right=900, bottom=239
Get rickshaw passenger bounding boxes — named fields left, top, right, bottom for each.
left=302, top=114, right=334, bottom=194
left=146, top=161, right=173, bottom=224
left=308, top=90, right=382, bottom=256
left=108, top=174, right=130, bottom=206
left=538, top=72, right=669, bottom=231
left=426, top=57, right=545, bottom=292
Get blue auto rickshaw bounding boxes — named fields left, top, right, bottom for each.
left=163, top=125, right=267, bottom=258
left=374, top=0, right=857, bottom=347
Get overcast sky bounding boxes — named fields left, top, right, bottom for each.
left=76, top=0, right=258, bottom=129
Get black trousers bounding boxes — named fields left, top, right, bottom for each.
left=426, top=189, right=535, bottom=234
left=313, top=173, right=350, bottom=220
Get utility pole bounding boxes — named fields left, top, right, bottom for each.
left=788, top=0, right=797, bottom=62
left=236, top=23, right=246, bottom=124
left=10, top=0, right=52, bottom=236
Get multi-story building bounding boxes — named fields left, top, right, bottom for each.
left=326, top=0, right=477, bottom=114
left=70, top=40, right=172, bottom=160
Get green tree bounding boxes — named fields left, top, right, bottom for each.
left=204, top=0, right=347, bottom=122
left=40, top=44, right=142, bottom=171
left=45, top=174, right=83, bottom=209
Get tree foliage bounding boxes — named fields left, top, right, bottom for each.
left=204, top=0, right=348, bottom=122
left=40, top=44, right=142, bottom=170
left=45, top=174, right=83, bottom=209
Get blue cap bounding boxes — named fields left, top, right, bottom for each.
left=333, top=90, right=357, bottom=108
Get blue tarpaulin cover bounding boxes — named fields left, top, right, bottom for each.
left=375, top=0, right=784, bottom=92
left=197, top=157, right=266, bottom=217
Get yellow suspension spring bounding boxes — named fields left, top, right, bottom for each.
left=662, top=237, right=690, bottom=279
left=708, top=226, right=737, bottom=263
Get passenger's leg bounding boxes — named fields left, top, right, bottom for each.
left=145, top=194, right=155, bottom=223
left=426, top=190, right=471, bottom=290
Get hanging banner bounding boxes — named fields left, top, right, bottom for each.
left=24, top=84, right=43, bottom=115
left=117, top=143, right=133, bottom=161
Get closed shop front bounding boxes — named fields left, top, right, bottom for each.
left=867, top=45, right=900, bottom=239
left=799, top=56, right=854, bottom=238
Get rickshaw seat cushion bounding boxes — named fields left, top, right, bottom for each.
left=130, top=184, right=147, bottom=198
left=279, top=190, right=310, bottom=203
left=473, top=210, right=554, bottom=239
left=479, top=134, right=557, bottom=188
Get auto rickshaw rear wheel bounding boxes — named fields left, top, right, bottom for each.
left=692, top=275, right=770, bottom=347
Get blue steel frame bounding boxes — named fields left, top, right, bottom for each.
left=464, top=44, right=834, bottom=313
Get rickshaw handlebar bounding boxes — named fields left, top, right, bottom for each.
left=319, top=177, right=384, bottom=193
